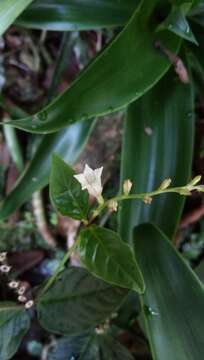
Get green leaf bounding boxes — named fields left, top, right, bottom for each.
left=0, top=0, right=33, bottom=36
left=7, top=3, right=181, bottom=134
left=79, top=225, right=145, bottom=294
left=17, top=0, right=138, bottom=31
left=50, top=154, right=89, bottom=220
left=158, top=3, right=198, bottom=44
left=119, top=70, right=194, bottom=244
left=37, top=267, right=127, bottom=335
left=0, top=302, right=30, bottom=360
left=0, top=119, right=94, bottom=221
left=134, top=223, right=204, bottom=360
left=48, top=333, right=134, bottom=360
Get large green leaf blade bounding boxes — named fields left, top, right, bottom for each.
left=0, top=119, right=94, bottom=221
left=37, top=267, right=127, bottom=335
left=7, top=4, right=180, bottom=133
left=134, top=223, right=204, bottom=360
left=79, top=225, right=145, bottom=293
left=119, top=70, right=194, bottom=243
left=0, top=302, right=30, bottom=360
left=0, top=0, right=33, bottom=36
left=50, top=154, right=89, bottom=220
left=17, top=0, right=138, bottom=31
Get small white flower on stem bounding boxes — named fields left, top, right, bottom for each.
left=17, top=286, right=26, bottom=295
left=25, top=300, right=34, bottom=309
left=123, top=179, right=132, bottom=195
left=8, top=281, right=19, bottom=289
left=0, top=265, right=11, bottom=273
left=18, top=295, right=27, bottom=303
left=74, top=164, right=104, bottom=203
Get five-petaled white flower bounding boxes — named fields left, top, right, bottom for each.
left=74, top=164, right=104, bottom=203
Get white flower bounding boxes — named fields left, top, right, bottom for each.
left=25, top=300, right=34, bottom=309
left=74, top=164, right=103, bottom=203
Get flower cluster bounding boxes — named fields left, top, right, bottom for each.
left=0, top=252, right=34, bottom=309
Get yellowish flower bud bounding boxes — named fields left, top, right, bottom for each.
left=123, top=179, right=132, bottom=195
left=108, top=200, right=118, bottom=212
left=143, top=196, right=152, bottom=205
left=159, top=178, right=172, bottom=190
left=188, top=175, right=202, bottom=186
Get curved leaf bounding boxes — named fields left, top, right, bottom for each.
left=134, top=223, right=204, bottom=360
left=17, top=0, right=138, bottom=31
left=0, top=302, right=30, bottom=360
left=37, top=267, right=127, bottom=335
left=79, top=225, right=145, bottom=293
left=0, top=0, right=33, bottom=36
left=8, top=3, right=180, bottom=133
left=119, top=70, right=194, bottom=244
left=0, top=119, right=94, bottom=221
left=50, top=155, right=89, bottom=220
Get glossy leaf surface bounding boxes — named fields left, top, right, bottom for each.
left=119, top=71, right=194, bottom=244
left=0, top=119, right=94, bottom=221
left=50, top=154, right=89, bottom=220
left=134, top=223, right=204, bottom=360
left=158, top=3, right=198, bottom=44
left=48, top=333, right=134, bottom=360
left=0, top=303, right=30, bottom=360
left=18, top=0, right=138, bottom=30
left=79, top=225, right=145, bottom=293
left=8, top=3, right=180, bottom=133
left=37, top=267, right=127, bottom=335
left=0, top=0, right=33, bottom=36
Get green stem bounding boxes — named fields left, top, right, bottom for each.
left=89, top=186, right=190, bottom=223
left=39, top=239, right=79, bottom=296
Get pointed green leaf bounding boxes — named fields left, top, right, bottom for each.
left=0, top=302, right=30, bottom=360
left=158, top=3, right=198, bottom=44
left=50, top=154, right=89, bottom=220
left=7, top=3, right=181, bottom=133
left=134, top=223, right=204, bottom=360
left=79, top=225, right=145, bottom=293
left=37, top=267, right=127, bottom=335
left=119, top=70, right=194, bottom=244
left=0, top=0, right=33, bottom=36
left=17, top=0, right=138, bottom=31
left=0, top=119, right=94, bottom=221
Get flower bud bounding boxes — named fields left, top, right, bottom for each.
left=159, top=178, right=172, bottom=190
left=123, top=179, right=132, bottom=195
left=108, top=200, right=118, bottom=212
left=143, top=196, right=152, bottom=205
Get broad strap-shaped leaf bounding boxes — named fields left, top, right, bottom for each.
left=48, top=333, right=134, bottom=360
left=50, top=154, right=89, bottom=220
left=0, top=119, right=94, bottom=221
left=0, top=0, right=33, bottom=36
left=17, top=0, right=138, bottom=31
left=0, top=302, right=30, bottom=360
left=37, top=267, right=127, bottom=335
left=7, top=2, right=181, bottom=133
left=134, top=223, right=204, bottom=360
left=79, top=225, right=145, bottom=293
left=119, top=70, right=194, bottom=244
